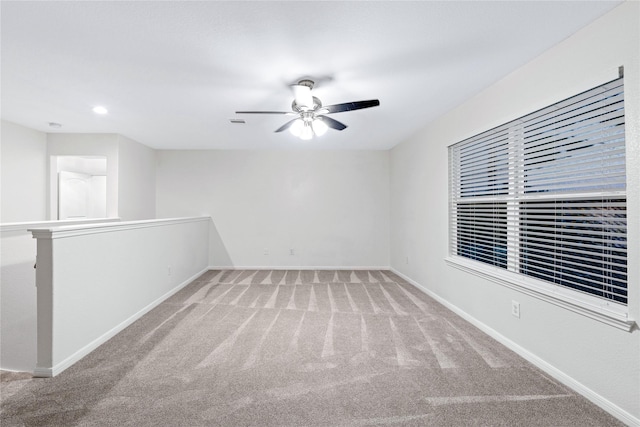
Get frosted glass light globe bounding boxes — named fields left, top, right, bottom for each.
left=289, top=119, right=304, bottom=137
left=312, top=118, right=328, bottom=136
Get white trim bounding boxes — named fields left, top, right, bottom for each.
left=1, top=217, right=120, bottom=233
left=33, top=267, right=208, bottom=378
left=29, top=216, right=210, bottom=240
left=207, top=265, right=392, bottom=271
left=33, top=366, right=53, bottom=378
left=445, top=256, right=634, bottom=332
left=390, top=267, right=640, bottom=427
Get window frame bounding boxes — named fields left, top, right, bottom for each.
left=446, top=76, right=633, bottom=331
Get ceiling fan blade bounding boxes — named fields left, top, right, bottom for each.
left=292, top=84, right=314, bottom=109
left=274, top=118, right=299, bottom=133
left=236, top=111, right=295, bottom=115
left=323, top=99, right=380, bottom=114
left=319, top=115, right=347, bottom=131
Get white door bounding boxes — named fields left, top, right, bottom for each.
left=58, top=171, right=90, bottom=219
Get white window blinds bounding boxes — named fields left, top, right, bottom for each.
left=449, top=77, right=626, bottom=305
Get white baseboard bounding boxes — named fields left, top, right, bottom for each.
left=207, top=266, right=392, bottom=271
left=34, top=266, right=209, bottom=378
left=390, top=268, right=640, bottom=427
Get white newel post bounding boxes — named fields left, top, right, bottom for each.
left=32, top=230, right=55, bottom=377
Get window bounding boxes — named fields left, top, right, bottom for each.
left=449, top=77, right=627, bottom=311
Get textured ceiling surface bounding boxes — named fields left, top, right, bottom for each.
left=1, top=1, right=621, bottom=150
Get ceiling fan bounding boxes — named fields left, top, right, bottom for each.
left=235, top=79, right=380, bottom=140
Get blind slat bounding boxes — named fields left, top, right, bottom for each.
left=522, top=79, right=624, bottom=124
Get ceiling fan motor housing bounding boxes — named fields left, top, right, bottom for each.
left=292, top=96, right=322, bottom=113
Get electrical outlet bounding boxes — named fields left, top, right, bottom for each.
left=290, top=248, right=295, bottom=256
left=406, top=256, right=409, bottom=264
left=511, top=300, right=520, bottom=318
left=167, top=266, right=172, bottom=276
left=264, top=248, right=269, bottom=255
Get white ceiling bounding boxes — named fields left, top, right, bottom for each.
left=1, top=1, right=621, bottom=150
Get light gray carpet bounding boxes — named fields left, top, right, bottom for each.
left=0, top=270, right=622, bottom=426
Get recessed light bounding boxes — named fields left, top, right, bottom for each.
left=48, top=122, right=62, bottom=128
left=92, top=106, right=108, bottom=114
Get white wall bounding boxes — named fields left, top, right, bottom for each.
left=32, top=217, right=209, bottom=376
left=1, top=229, right=38, bottom=372
left=117, top=135, right=156, bottom=220
left=389, top=2, right=639, bottom=424
left=0, top=121, right=47, bottom=372
left=88, top=175, right=107, bottom=218
left=0, top=120, right=47, bottom=222
left=156, top=150, right=389, bottom=268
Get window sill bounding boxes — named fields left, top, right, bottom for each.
left=444, top=256, right=636, bottom=332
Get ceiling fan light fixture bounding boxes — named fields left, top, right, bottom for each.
left=312, top=118, right=328, bottom=136
left=289, top=119, right=304, bottom=137
left=236, top=79, right=379, bottom=140
left=300, top=122, right=313, bottom=140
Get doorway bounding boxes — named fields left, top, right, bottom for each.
left=53, top=156, right=108, bottom=220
